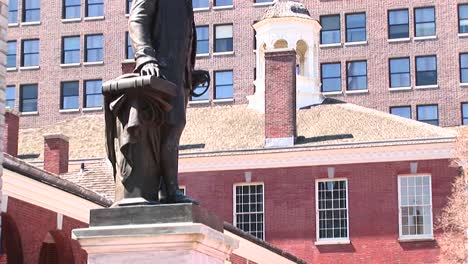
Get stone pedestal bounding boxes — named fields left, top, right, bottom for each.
left=72, top=204, right=238, bottom=264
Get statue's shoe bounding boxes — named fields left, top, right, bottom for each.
left=161, top=192, right=199, bottom=205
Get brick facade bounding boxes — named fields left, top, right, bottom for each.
left=3, top=0, right=468, bottom=128
left=43, top=134, right=69, bottom=175
left=3, top=111, right=18, bottom=156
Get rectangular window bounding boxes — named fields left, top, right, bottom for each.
left=86, top=0, right=103, bottom=17
left=21, top=39, right=39, bottom=67
left=196, top=26, right=209, bottom=54
left=320, top=15, right=340, bottom=45
left=63, top=0, right=80, bottom=19
left=62, top=36, right=80, bottom=64
left=191, top=83, right=209, bottom=101
left=84, top=80, right=103, bottom=108
left=7, top=41, right=16, bottom=68
left=126, top=0, right=132, bottom=14
left=22, top=0, right=40, bottom=22
left=316, top=179, right=349, bottom=242
left=20, top=84, right=38, bottom=112
left=126, top=32, right=134, bottom=60
left=414, top=7, right=436, bottom=37
left=6, top=86, right=15, bottom=109
left=417, top=105, right=438, bottom=126
left=462, top=103, right=468, bottom=125
left=193, top=0, right=208, bottom=9
left=459, top=4, right=468, bottom=34
left=416, top=55, right=437, bottom=86
left=460, top=53, right=468, bottom=84
left=389, top=57, right=410, bottom=88
left=8, top=0, right=18, bottom=24
left=234, top=184, right=264, bottom=240
left=321, top=63, right=341, bottom=92
left=214, top=70, right=233, bottom=99
left=398, top=175, right=433, bottom=239
left=388, top=9, right=409, bottom=39
left=214, top=24, right=233, bottom=53
left=214, top=0, right=232, bottom=7
left=85, top=34, right=103, bottom=62
left=390, top=106, right=411, bottom=119
left=346, top=61, right=367, bottom=91
left=60, top=81, right=79, bottom=110
left=345, top=13, right=366, bottom=42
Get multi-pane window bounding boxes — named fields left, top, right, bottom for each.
left=214, top=70, right=233, bottom=99
left=345, top=13, right=366, bottom=42
left=388, top=9, right=409, bottom=39
left=214, top=24, right=233, bottom=53
left=126, top=0, right=132, bottom=14
left=316, top=179, right=349, bottom=242
left=416, top=56, right=437, bottom=86
left=346, top=61, right=367, bottom=91
left=321, top=63, right=341, bottom=92
left=61, top=81, right=79, bottom=110
left=8, top=0, right=18, bottom=24
left=63, top=0, right=81, bottom=19
left=234, top=184, right=264, bottom=240
left=462, top=103, right=468, bottom=125
left=62, top=36, right=80, bottom=64
left=214, top=0, right=232, bottom=7
left=196, top=26, right=209, bottom=54
left=460, top=53, right=468, bottom=84
left=320, top=15, right=340, bottom=45
left=7, top=41, right=17, bottom=68
left=193, top=0, right=208, bottom=9
left=84, top=80, right=102, bottom=108
left=390, top=106, right=411, bottom=119
left=389, top=58, right=410, bottom=88
left=459, top=5, right=468, bottom=34
left=126, top=32, right=134, bottom=60
left=21, top=39, right=39, bottom=67
left=20, top=84, right=38, bottom=112
left=191, top=83, right=209, bottom=101
left=86, top=0, right=103, bottom=17
left=85, top=34, right=103, bottom=62
left=22, top=0, right=40, bottom=22
left=417, top=105, right=438, bottom=126
left=398, top=175, right=433, bottom=239
left=6, top=86, right=15, bottom=109
left=414, top=7, right=436, bottom=37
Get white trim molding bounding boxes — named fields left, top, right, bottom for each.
left=1, top=195, right=8, bottom=212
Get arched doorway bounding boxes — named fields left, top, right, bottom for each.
left=1, top=213, right=24, bottom=264
left=38, top=231, right=75, bottom=264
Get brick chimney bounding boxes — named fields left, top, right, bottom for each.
left=3, top=110, right=19, bottom=156
left=43, top=134, right=69, bottom=174
left=264, top=48, right=297, bottom=148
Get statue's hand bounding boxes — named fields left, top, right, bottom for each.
left=141, top=62, right=162, bottom=78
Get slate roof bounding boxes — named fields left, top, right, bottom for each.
left=262, top=0, right=312, bottom=20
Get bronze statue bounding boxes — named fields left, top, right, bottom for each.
left=103, top=0, right=209, bottom=206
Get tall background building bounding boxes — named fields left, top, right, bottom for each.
left=4, top=0, right=468, bottom=128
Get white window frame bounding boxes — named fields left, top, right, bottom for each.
left=233, top=182, right=265, bottom=240
left=179, top=185, right=186, bottom=195
left=398, top=174, right=434, bottom=241
left=315, top=178, right=350, bottom=245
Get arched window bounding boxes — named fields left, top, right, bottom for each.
left=296, top=40, right=308, bottom=76
left=273, top=39, right=288, bottom=49
left=38, top=231, right=75, bottom=264
left=1, top=213, right=24, bottom=264
left=38, top=233, right=58, bottom=264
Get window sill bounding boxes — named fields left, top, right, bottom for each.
left=83, top=107, right=103, bottom=112
left=59, top=109, right=80, bottom=113
left=122, top=59, right=135, bottom=64
left=213, top=5, right=234, bottom=10
left=60, top=63, right=81, bottom=68
left=189, top=100, right=210, bottom=105
left=8, top=23, right=19, bottom=27
left=346, top=89, right=368, bottom=94
left=414, top=35, right=437, bottom=41
left=84, top=16, right=105, bottom=21
left=20, top=111, right=38, bottom=116
left=196, top=53, right=210, bottom=58
left=84, top=61, right=104, bottom=66
left=415, top=84, right=438, bottom=90
left=458, top=33, right=468, bottom=38
left=253, top=2, right=274, bottom=7
left=7, top=67, right=17, bottom=72
left=21, top=21, right=41, bottom=26
left=322, top=91, right=343, bottom=96
left=62, top=18, right=81, bottom=23
left=344, top=41, right=367, bottom=47
left=213, top=51, right=234, bottom=57
left=398, top=236, right=434, bottom=243
left=389, top=86, right=412, bottom=91
left=319, top=43, right=342, bottom=49
left=193, top=7, right=210, bottom=12
left=19, top=66, right=40, bottom=71
left=315, top=239, right=350, bottom=246
left=213, top=98, right=234, bottom=103
left=388, top=38, right=411, bottom=43
left=460, top=83, right=468, bottom=87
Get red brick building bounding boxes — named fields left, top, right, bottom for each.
left=4, top=0, right=468, bottom=128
